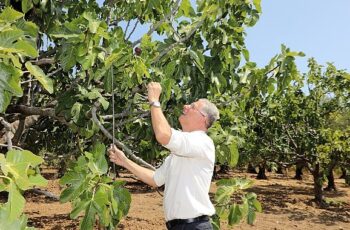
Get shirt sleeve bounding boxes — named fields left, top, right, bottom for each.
left=163, top=128, right=214, bottom=159
left=153, top=156, right=171, bottom=187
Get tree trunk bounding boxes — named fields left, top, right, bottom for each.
left=339, top=167, right=347, bottom=179
left=217, top=164, right=230, bottom=174
left=325, top=166, right=336, bottom=191
left=257, top=165, right=267, bottom=179
left=312, top=163, right=325, bottom=205
left=293, top=164, right=303, bottom=180
left=247, top=163, right=257, bottom=174
left=276, top=166, right=284, bottom=174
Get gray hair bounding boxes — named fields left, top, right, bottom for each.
left=199, top=99, right=220, bottom=128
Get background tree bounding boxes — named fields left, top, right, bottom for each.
left=0, top=0, right=267, bottom=228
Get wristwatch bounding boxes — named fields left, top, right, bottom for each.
left=149, top=101, right=161, bottom=108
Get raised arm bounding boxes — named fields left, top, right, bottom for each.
left=147, top=82, right=172, bottom=145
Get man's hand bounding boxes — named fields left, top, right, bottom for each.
left=108, top=144, right=128, bottom=167
left=147, top=82, right=162, bottom=103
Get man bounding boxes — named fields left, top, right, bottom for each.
left=108, top=82, right=219, bottom=230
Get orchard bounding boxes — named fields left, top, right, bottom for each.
left=0, top=0, right=349, bottom=229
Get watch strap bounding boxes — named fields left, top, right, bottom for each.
left=149, top=101, right=161, bottom=108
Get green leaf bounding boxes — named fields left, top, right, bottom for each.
left=0, top=206, right=32, bottom=230
left=228, top=204, right=241, bottom=225
left=189, top=50, right=204, bottom=74
left=0, top=91, right=12, bottom=113
left=78, top=53, right=95, bottom=70
left=70, top=199, right=90, bottom=219
left=134, top=58, right=149, bottom=83
left=253, top=0, right=262, bottom=13
left=0, top=7, right=24, bottom=22
left=28, top=174, right=48, bottom=187
left=21, top=0, right=34, bottom=14
left=247, top=207, right=256, bottom=225
left=15, top=19, right=39, bottom=37
left=59, top=43, right=78, bottom=71
left=99, top=206, right=112, bottom=226
left=215, top=186, right=234, bottom=204
left=25, top=62, right=54, bottom=93
left=252, top=199, right=262, bottom=212
left=94, top=185, right=109, bottom=207
left=83, top=12, right=101, bottom=34
left=8, top=181, right=25, bottom=221
left=105, top=51, right=123, bottom=69
left=178, top=0, right=195, bottom=17
left=7, top=149, right=44, bottom=167
left=59, top=186, right=76, bottom=203
left=242, top=49, right=250, bottom=62
left=0, top=29, right=24, bottom=51
left=14, top=40, right=38, bottom=57
left=71, top=102, right=82, bottom=123
left=112, top=183, right=131, bottom=219
left=210, top=214, right=221, bottom=230
left=0, top=62, right=23, bottom=97
left=86, top=89, right=102, bottom=100
left=228, top=142, right=239, bottom=167
left=59, top=172, right=90, bottom=202
left=80, top=201, right=96, bottom=230
left=98, top=97, right=109, bottom=110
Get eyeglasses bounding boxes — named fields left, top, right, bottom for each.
left=190, top=103, right=207, bottom=117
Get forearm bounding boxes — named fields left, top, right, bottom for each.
left=123, top=158, right=158, bottom=187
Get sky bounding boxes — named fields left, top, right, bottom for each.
left=245, top=0, right=350, bottom=73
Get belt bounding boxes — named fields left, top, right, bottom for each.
left=166, top=215, right=210, bottom=229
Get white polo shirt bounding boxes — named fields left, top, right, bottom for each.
left=153, top=128, right=216, bottom=221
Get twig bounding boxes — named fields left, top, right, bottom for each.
left=91, top=103, right=155, bottom=170
left=126, top=19, right=139, bottom=41
left=21, top=79, right=38, bottom=84
left=47, top=67, right=63, bottom=77
left=131, top=0, right=181, bottom=47
left=124, top=20, right=131, bottom=40
left=264, top=65, right=280, bottom=77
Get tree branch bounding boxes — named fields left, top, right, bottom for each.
left=108, top=112, right=150, bottom=129
left=283, top=124, right=298, bottom=150
left=102, top=110, right=148, bottom=120
left=126, top=19, right=139, bottom=41
left=31, top=58, right=55, bottom=66
left=29, top=188, right=59, bottom=200
left=47, top=67, right=63, bottom=77
left=12, top=116, right=25, bottom=145
left=0, top=143, right=23, bottom=151
left=124, top=20, right=131, bottom=40
left=6, top=105, right=68, bottom=125
left=131, top=0, right=182, bottom=47
left=91, top=103, right=155, bottom=170
left=0, top=117, right=15, bottom=150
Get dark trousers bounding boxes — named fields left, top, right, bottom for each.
left=166, top=219, right=213, bottom=230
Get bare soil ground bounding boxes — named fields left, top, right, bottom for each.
left=23, top=169, right=350, bottom=230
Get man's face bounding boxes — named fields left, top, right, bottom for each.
left=179, top=100, right=207, bottom=130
